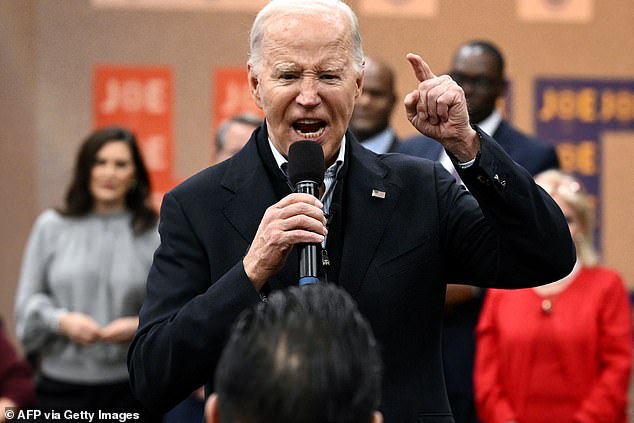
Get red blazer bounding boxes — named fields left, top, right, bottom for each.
left=475, top=266, right=632, bottom=423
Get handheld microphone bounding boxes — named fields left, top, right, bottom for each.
left=287, top=140, right=325, bottom=286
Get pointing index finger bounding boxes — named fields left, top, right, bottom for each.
left=406, top=53, right=437, bottom=82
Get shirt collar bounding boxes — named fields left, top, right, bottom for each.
left=477, top=110, right=502, bottom=137
left=359, top=127, right=395, bottom=154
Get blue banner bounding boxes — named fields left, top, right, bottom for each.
left=534, top=78, right=634, bottom=250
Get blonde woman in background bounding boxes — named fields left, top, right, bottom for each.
left=474, top=169, right=632, bottom=423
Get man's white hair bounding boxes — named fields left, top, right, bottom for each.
left=248, top=0, right=364, bottom=77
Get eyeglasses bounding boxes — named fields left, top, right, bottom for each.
left=449, top=72, right=500, bottom=90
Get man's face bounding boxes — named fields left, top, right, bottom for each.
left=248, top=12, right=363, bottom=167
left=350, top=58, right=396, bottom=141
left=449, top=46, right=505, bottom=124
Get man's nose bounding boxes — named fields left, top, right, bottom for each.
left=296, top=78, right=320, bottom=107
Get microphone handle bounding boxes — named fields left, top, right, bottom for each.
left=295, top=181, right=320, bottom=285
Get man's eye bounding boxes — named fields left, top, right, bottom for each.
left=280, top=73, right=298, bottom=80
left=320, top=74, right=339, bottom=80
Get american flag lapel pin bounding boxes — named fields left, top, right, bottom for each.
left=371, top=189, right=386, bottom=199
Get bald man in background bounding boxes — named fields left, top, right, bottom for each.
left=350, top=57, right=400, bottom=154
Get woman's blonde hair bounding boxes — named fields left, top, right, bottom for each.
left=535, top=169, right=598, bottom=267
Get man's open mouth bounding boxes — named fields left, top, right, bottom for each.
left=293, top=119, right=326, bottom=139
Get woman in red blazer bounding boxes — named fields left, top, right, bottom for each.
left=474, top=169, right=632, bottom=423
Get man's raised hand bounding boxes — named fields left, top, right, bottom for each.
left=404, top=53, right=479, bottom=162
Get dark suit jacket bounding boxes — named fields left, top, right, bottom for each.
left=398, top=120, right=560, bottom=423
left=398, top=120, right=559, bottom=176
left=128, top=125, right=574, bottom=423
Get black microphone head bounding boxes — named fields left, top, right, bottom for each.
left=287, top=140, right=325, bottom=186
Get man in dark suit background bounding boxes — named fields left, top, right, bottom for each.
left=399, top=40, right=560, bottom=423
left=127, top=3, right=574, bottom=422
left=349, top=56, right=400, bottom=154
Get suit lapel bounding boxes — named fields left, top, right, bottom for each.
left=338, top=141, right=401, bottom=295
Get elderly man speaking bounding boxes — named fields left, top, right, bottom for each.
left=128, top=1, right=575, bottom=422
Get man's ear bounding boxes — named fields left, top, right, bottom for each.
left=204, top=393, right=220, bottom=423
left=355, top=72, right=364, bottom=100
left=248, top=64, right=263, bottom=108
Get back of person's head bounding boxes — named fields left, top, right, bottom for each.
left=248, top=0, right=364, bottom=78
left=62, top=126, right=156, bottom=234
left=208, top=284, right=383, bottom=423
left=535, top=169, right=598, bottom=266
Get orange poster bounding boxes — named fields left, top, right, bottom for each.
left=212, top=67, right=264, bottom=153
left=94, top=66, right=174, bottom=209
